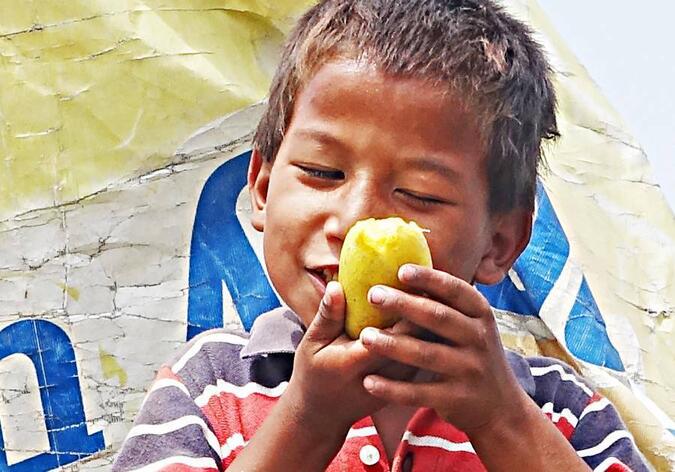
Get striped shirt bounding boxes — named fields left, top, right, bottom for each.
left=113, top=308, right=648, bottom=471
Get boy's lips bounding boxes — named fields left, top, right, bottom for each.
left=307, top=264, right=339, bottom=292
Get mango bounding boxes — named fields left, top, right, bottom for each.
left=339, top=217, right=432, bottom=339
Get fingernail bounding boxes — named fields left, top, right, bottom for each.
left=398, top=264, right=415, bottom=281
left=324, top=281, right=341, bottom=306
left=360, top=327, right=379, bottom=345
left=368, top=286, right=387, bottom=304
left=363, top=376, right=376, bottom=391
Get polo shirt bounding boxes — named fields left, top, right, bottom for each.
left=113, top=307, right=648, bottom=471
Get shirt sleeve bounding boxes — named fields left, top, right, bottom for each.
left=527, top=355, right=651, bottom=471
left=569, top=391, right=649, bottom=471
left=112, top=366, right=222, bottom=472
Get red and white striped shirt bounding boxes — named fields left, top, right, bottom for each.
left=114, top=308, right=648, bottom=471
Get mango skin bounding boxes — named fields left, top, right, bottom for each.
left=339, top=217, right=433, bottom=339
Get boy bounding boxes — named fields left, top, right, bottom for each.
left=114, top=0, right=648, bottom=470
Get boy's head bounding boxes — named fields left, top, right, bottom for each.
left=254, top=0, right=558, bottom=214
left=248, top=0, right=558, bottom=324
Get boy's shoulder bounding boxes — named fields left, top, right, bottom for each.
left=508, top=351, right=647, bottom=469
left=506, top=349, right=596, bottom=411
left=506, top=350, right=630, bottom=444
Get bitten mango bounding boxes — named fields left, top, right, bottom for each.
left=339, top=217, right=432, bottom=339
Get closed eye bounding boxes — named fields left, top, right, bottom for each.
left=297, top=164, right=345, bottom=180
left=397, top=189, right=448, bottom=206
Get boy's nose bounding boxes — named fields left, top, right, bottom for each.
left=324, top=180, right=388, bottom=243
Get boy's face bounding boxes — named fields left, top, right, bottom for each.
left=249, top=60, right=530, bottom=326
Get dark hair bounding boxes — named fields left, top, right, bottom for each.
left=253, top=0, right=558, bottom=213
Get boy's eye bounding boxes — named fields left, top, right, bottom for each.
left=397, top=189, right=447, bottom=206
left=297, top=164, right=344, bottom=180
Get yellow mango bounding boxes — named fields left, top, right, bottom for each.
left=339, top=217, right=432, bottom=339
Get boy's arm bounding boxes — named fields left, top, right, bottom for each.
left=223, top=385, right=348, bottom=471
left=464, top=391, right=591, bottom=471
left=225, top=285, right=350, bottom=471
left=358, top=265, right=623, bottom=471
left=468, top=368, right=648, bottom=471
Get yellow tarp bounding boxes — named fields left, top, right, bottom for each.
left=0, top=0, right=314, bottom=219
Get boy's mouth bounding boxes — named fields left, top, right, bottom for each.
left=309, top=265, right=339, bottom=285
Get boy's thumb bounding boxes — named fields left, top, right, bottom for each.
left=304, top=281, right=345, bottom=344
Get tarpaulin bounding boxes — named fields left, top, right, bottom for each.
left=0, top=0, right=672, bottom=469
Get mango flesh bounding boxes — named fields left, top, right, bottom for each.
left=339, top=217, right=433, bottom=339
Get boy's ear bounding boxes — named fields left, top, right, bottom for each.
left=248, top=148, right=271, bottom=232
left=474, top=209, right=532, bottom=285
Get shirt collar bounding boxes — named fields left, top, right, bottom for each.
left=239, top=308, right=536, bottom=397
left=239, top=307, right=305, bottom=359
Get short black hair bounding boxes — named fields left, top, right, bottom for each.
left=254, top=0, right=558, bottom=213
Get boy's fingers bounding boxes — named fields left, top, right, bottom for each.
left=360, top=328, right=458, bottom=373
left=304, top=281, right=346, bottom=345
left=398, top=265, right=490, bottom=318
left=388, top=318, right=424, bottom=338
left=362, top=374, right=436, bottom=407
left=368, top=286, right=474, bottom=344
left=374, top=360, right=418, bottom=383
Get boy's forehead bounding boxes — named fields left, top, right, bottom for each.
left=300, top=60, right=452, bottom=108
left=288, top=60, right=486, bottom=159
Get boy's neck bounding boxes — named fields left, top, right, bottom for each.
left=370, top=369, right=437, bottom=462
left=371, top=404, right=418, bottom=462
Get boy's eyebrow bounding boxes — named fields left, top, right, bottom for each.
left=407, top=157, right=460, bottom=181
left=294, top=128, right=352, bottom=154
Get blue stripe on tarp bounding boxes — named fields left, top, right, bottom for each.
left=566, top=278, right=623, bottom=370
left=477, top=182, right=624, bottom=370
left=187, top=152, right=280, bottom=339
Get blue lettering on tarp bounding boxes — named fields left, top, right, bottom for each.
left=477, top=182, right=624, bottom=371
left=187, top=152, right=623, bottom=371
left=187, top=151, right=281, bottom=339
left=0, top=320, right=105, bottom=471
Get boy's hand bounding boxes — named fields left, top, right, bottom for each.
left=227, top=282, right=416, bottom=472
left=229, top=282, right=415, bottom=471
left=284, top=281, right=401, bottom=435
left=358, top=264, right=528, bottom=436
left=358, top=264, right=591, bottom=470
